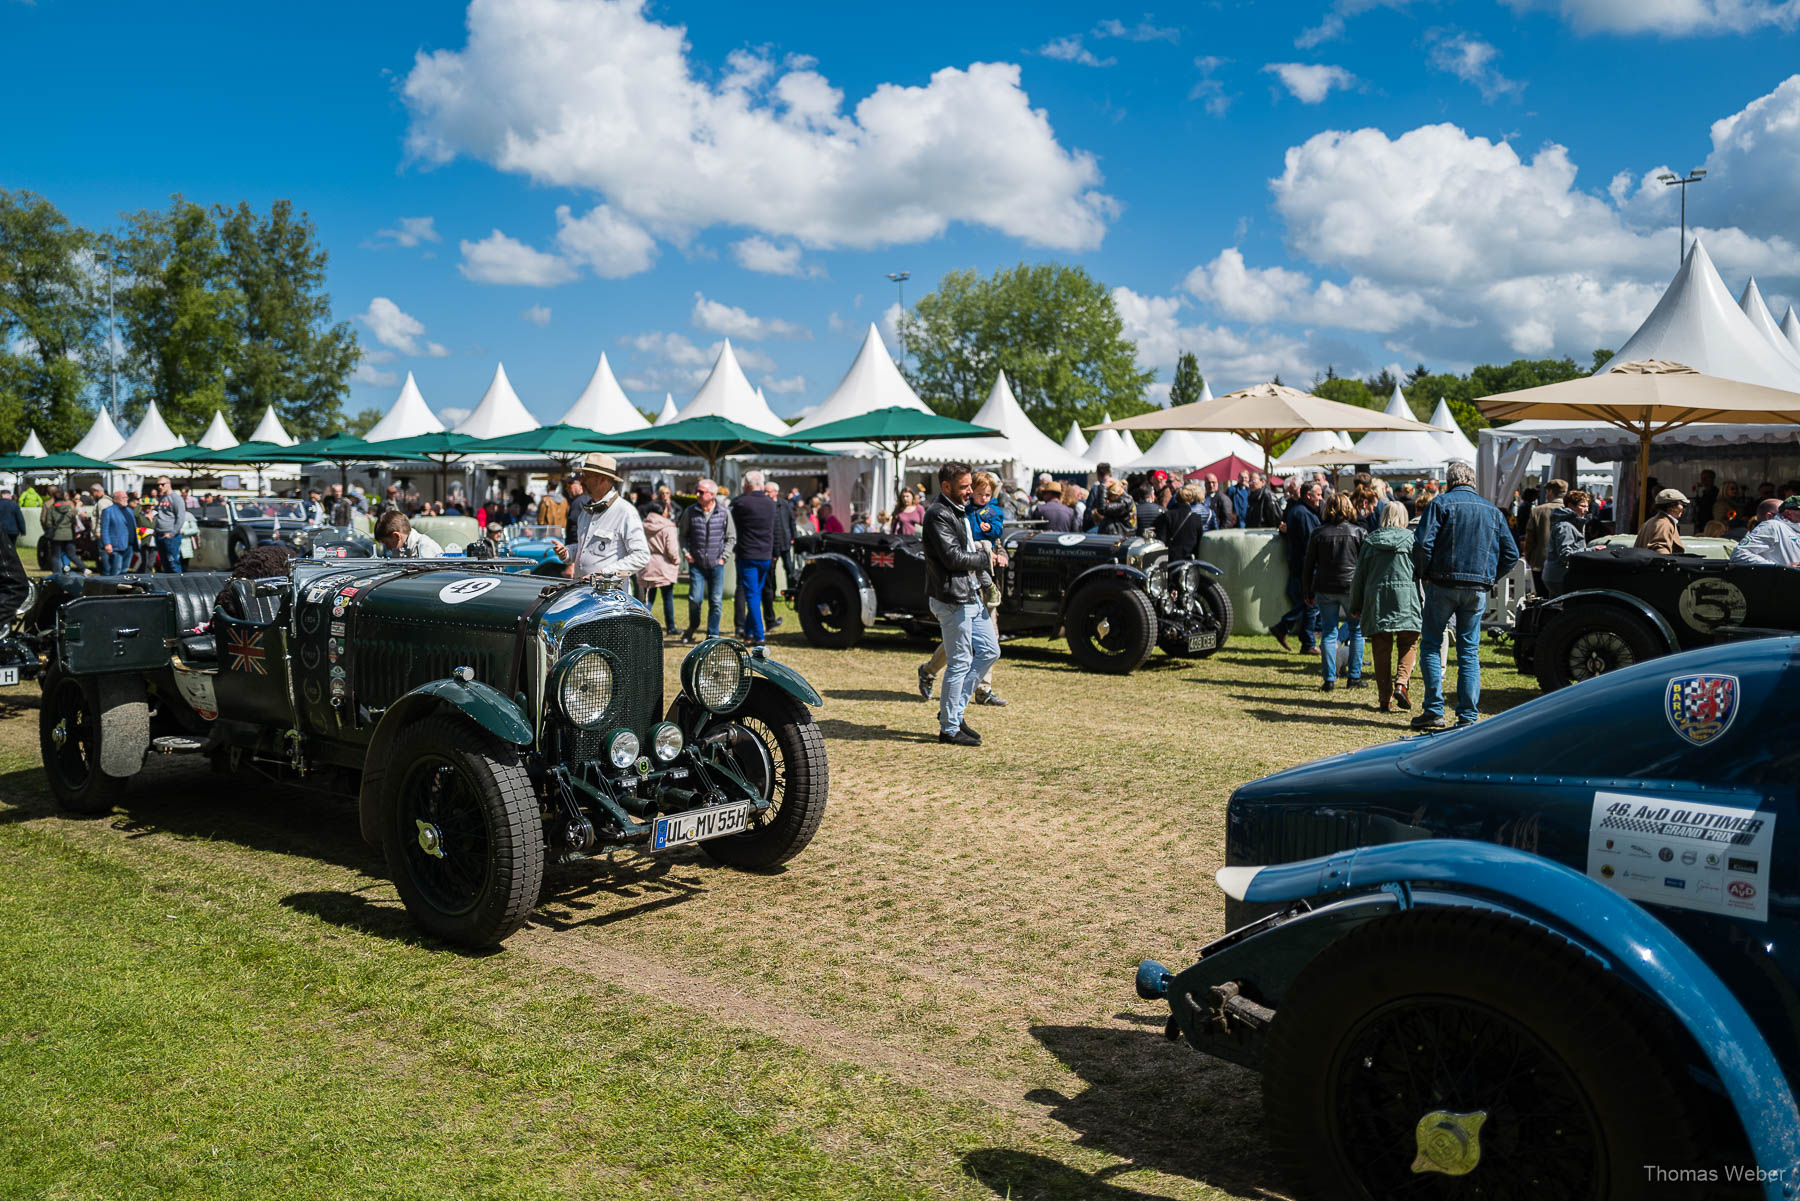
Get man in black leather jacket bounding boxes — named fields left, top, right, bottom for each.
left=922, top=462, right=1000, bottom=747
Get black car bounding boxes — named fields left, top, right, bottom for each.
left=189, top=497, right=314, bottom=570
left=1513, top=544, right=1799, bottom=689
left=787, top=529, right=1232, bottom=674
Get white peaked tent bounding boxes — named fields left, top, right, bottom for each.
left=1604, top=240, right=1800, bottom=390
left=248, top=405, right=295, bottom=446
left=1061, top=420, right=1088, bottom=456
left=366, top=373, right=445, bottom=441
left=1083, top=413, right=1142, bottom=469
left=911, top=373, right=1090, bottom=483
left=1135, top=378, right=1261, bottom=469
left=1738, top=277, right=1800, bottom=374
left=1783, top=306, right=1800, bottom=355
left=114, top=400, right=184, bottom=461
left=72, top=410, right=126, bottom=461
left=455, top=364, right=540, bottom=439
left=791, top=325, right=928, bottom=432
left=1199, top=381, right=1216, bottom=404
left=674, top=340, right=788, bottom=435
left=655, top=393, right=679, bottom=425
left=17, top=430, right=47, bottom=458
left=562, top=353, right=649, bottom=433
left=1427, top=398, right=1479, bottom=461
left=1345, top=385, right=1447, bottom=474
left=198, top=410, right=240, bottom=451
left=1274, top=428, right=1351, bottom=469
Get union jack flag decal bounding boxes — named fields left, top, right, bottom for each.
left=226, top=626, right=268, bottom=675
left=870, top=552, right=895, bottom=569
left=1665, top=673, right=1738, bottom=745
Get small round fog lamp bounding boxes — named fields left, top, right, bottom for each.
left=605, top=729, right=640, bottom=770
left=650, top=722, right=683, bottom=762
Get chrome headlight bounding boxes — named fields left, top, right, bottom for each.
left=552, top=646, right=614, bottom=728
left=681, top=638, right=751, bottom=712
left=650, top=721, right=683, bottom=761
left=605, top=729, right=640, bottom=769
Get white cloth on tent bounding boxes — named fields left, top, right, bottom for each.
left=1274, top=429, right=1349, bottom=468
left=1783, top=306, right=1800, bottom=355
left=909, top=373, right=1089, bottom=484
left=655, top=394, right=679, bottom=424
left=366, top=373, right=445, bottom=441
left=1427, top=398, right=1479, bottom=461
left=1351, top=385, right=1446, bottom=474
left=198, top=411, right=240, bottom=450
left=1083, top=413, right=1141, bottom=468
left=17, top=430, right=47, bottom=458
left=675, top=341, right=788, bottom=434
left=1060, top=420, right=1088, bottom=456
left=1738, top=277, right=1800, bottom=374
left=1604, top=240, right=1800, bottom=391
left=456, top=364, right=540, bottom=439
left=248, top=405, right=295, bottom=446
left=114, top=401, right=184, bottom=460
left=562, top=353, right=649, bottom=432
left=72, top=411, right=125, bottom=460
left=790, top=323, right=930, bottom=512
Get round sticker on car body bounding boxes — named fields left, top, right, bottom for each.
left=1058, top=534, right=1086, bottom=546
left=440, top=578, right=502, bottom=604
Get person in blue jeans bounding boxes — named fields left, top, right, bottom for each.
left=678, top=478, right=734, bottom=642
left=1303, top=494, right=1366, bottom=691
left=728, top=471, right=777, bottom=647
left=1272, top=481, right=1322, bottom=652
left=1411, top=461, right=1520, bottom=729
left=150, top=476, right=186, bottom=574
left=920, top=462, right=1001, bottom=746
left=100, top=489, right=135, bottom=574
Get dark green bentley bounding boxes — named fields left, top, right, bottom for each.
left=29, top=560, right=829, bottom=947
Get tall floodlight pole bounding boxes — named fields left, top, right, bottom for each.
left=886, top=271, right=910, bottom=368
left=1658, top=169, right=1707, bottom=268
left=93, top=246, right=119, bottom=422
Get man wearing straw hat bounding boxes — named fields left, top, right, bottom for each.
left=554, top=452, right=649, bottom=580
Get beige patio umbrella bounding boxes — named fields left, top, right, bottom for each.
left=1277, top=447, right=1396, bottom=470
left=1479, top=359, right=1800, bottom=530
left=1092, top=382, right=1440, bottom=471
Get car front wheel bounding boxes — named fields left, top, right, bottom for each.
left=382, top=714, right=544, bottom=948
left=693, top=682, right=828, bottom=870
left=1262, top=908, right=1702, bottom=1201
left=1065, top=582, right=1157, bottom=674
left=1534, top=605, right=1662, bottom=691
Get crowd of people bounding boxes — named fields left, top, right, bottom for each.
left=0, top=476, right=202, bottom=574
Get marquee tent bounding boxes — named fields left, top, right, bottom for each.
left=1603, top=240, right=1800, bottom=391
left=248, top=405, right=296, bottom=446
left=655, top=393, right=679, bottom=424
left=1738, top=277, right=1800, bottom=374
left=790, top=324, right=931, bottom=508
left=17, top=430, right=47, bottom=459
left=673, top=341, right=788, bottom=435
left=455, top=364, right=539, bottom=440
left=1083, top=414, right=1141, bottom=469
left=908, top=373, right=1090, bottom=483
left=1273, top=428, right=1349, bottom=469
left=114, top=400, right=184, bottom=461
left=71, top=410, right=124, bottom=461
left=198, top=410, right=240, bottom=451
left=561, top=354, right=648, bottom=431
left=1061, top=420, right=1088, bottom=456
left=365, top=373, right=445, bottom=442
left=1347, top=385, right=1448, bottom=474
left=1427, top=398, right=1479, bottom=462
left=1784, top=306, right=1800, bottom=354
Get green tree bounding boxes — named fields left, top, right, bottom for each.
left=1312, top=374, right=1377, bottom=411
left=1362, top=367, right=1396, bottom=399
left=1168, top=350, right=1204, bottom=407
left=114, top=195, right=243, bottom=439
left=0, top=190, right=105, bottom=450
left=343, top=406, right=385, bottom=437
left=1591, top=348, right=1615, bottom=372
left=216, top=200, right=358, bottom=439
left=899, top=263, right=1157, bottom=446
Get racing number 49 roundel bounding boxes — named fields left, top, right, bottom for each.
left=1665, top=673, right=1739, bottom=745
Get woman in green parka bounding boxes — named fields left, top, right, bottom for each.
left=1348, top=501, right=1422, bottom=713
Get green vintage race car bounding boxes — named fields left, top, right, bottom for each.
left=26, top=560, right=829, bottom=947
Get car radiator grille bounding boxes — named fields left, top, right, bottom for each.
left=562, top=612, right=665, bottom=763
left=1227, top=806, right=1370, bottom=869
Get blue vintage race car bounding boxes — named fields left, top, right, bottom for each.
left=1137, top=636, right=1800, bottom=1200
left=497, top=524, right=573, bottom=575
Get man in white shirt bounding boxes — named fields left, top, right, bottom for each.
left=1730, top=496, right=1800, bottom=567
left=556, top=452, right=649, bottom=579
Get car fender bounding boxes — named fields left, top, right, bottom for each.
left=1537, top=587, right=1681, bottom=653
left=1165, top=558, right=1223, bottom=579
left=801, top=553, right=877, bottom=626
left=1060, top=563, right=1149, bottom=617
left=1211, top=839, right=1800, bottom=1184
left=356, top=677, right=533, bottom=845
left=748, top=655, right=822, bottom=707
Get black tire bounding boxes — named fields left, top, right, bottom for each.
left=1535, top=605, right=1663, bottom=691
left=1065, top=583, right=1157, bottom=674
left=39, top=671, right=131, bottom=815
left=381, top=714, right=544, bottom=948
left=1263, top=908, right=1702, bottom=1201
left=795, top=569, right=864, bottom=649
left=694, top=681, right=828, bottom=870
left=227, top=528, right=256, bottom=568
left=35, top=537, right=52, bottom=574
left=1161, top=574, right=1234, bottom=659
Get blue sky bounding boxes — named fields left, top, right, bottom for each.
left=6, top=0, right=1800, bottom=430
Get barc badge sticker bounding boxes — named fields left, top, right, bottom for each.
left=1665, top=673, right=1739, bottom=745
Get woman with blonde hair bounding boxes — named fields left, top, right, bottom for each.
left=1303, top=493, right=1366, bottom=691
left=1349, top=500, right=1421, bottom=712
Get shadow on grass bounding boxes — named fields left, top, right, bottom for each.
left=277, top=887, right=511, bottom=954
left=969, top=1023, right=1278, bottom=1200
left=531, top=851, right=714, bottom=932
left=823, top=688, right=924, bottom=703
left=1239, top=706, right=1405, bottom=732
left=815, top=718, right=940, bottom=744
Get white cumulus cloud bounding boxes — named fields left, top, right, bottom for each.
left=691, top=293, right=809, bottom=340
left=352, top=362, right=400, bottom=387
left=371, top=216, right=441, bottom=248
left=554, top=203, right=658, bottom=278
left=520, top=305, right=552, bottom=327
left=403, top=0, right=1114, bottom=251
left=731, top=235, right=817, bottom=277
left=457, top=229, right=579, bottom=285
left=1039, top=35, right=1115, bottom=66
left=1262, top=62, right=1358, bottom=103
left=1425, top=32, right=1523, bottom=101
left=761, top=374, right=808, bottom=395
left=359, top=297, right=450, bottom=358
left=1500, top=0, right=1800, bottom=35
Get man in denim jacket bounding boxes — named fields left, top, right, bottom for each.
left=1410, top=461, right=1519, bottom=729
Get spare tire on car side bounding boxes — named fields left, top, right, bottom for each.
left=1533, top=603, right=1663, bottom=691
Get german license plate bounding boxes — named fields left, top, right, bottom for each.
left=0, top=667, right=18, bottom=686
left=653, top=801, right=751, bottom=850
left=1186, top=631, right=1218, bottom=652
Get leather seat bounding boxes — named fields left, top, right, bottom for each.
left=82, top=572, right=233, bottom=632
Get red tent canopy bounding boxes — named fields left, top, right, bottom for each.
left=1184, top=454, right=1260, bottom=483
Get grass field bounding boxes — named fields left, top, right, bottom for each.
left=0, top=597, right=1539, bottom=1200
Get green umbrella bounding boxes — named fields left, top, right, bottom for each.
left=780, top=406, right=997, bottom=494
left=206, top=440, right=307, bottom=493
left=462, top=424, right=638, bottom=475
left=132, top=443, right=215, bottom=465
left=251, top=433, right=428, bottom=491
left=603, top=415, right=831, bottom=479
left=363, top=431, right=492, bottom=501
left=16, top=451, right=120, bottom=472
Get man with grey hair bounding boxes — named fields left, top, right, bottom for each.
left=678, top=477, right=733, bottom=642
left=1411, top=460, right=1518, bottom=729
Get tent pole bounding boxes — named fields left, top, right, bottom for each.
left=1636, top=430, right=1652, bottom=535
